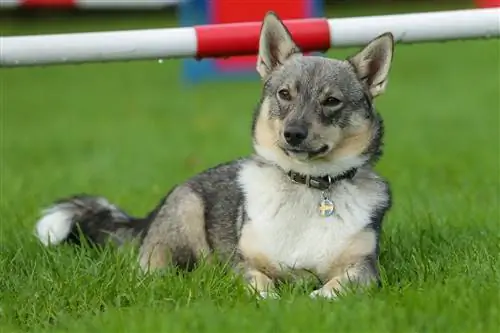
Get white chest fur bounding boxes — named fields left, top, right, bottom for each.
left=238, top=161, right=388, bottom=278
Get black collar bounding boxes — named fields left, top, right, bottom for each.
left=287, top=168, right=357, bottom=191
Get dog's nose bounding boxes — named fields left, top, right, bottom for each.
left=284, top=125, right=308, bottom=146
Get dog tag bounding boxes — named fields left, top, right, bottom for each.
left=318, top=197, right=335, bottom=217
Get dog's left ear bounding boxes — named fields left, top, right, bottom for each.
left=348, top=32, right=394, bottom=98
left=257, top=11, right=301, bottom=79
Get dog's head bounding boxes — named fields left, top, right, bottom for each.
left=252, top=12, right=394, bottom=176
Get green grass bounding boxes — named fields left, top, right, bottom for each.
left=1, top=4, right=499, bottom=332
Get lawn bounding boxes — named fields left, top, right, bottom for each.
left=1, top=3, right=499, bottom=333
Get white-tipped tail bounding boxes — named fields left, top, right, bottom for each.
left=35, top=206, right=74, bottom=246
left=33, top=195, right=136, bottom=247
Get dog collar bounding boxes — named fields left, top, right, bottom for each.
left=287, top=168, right=357, bottom=191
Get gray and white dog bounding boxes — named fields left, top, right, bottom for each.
left=35, top=12, right=394, bottom=299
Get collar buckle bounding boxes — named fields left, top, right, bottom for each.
left=287, top=169, right=356, bottom=191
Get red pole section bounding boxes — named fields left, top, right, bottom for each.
left=195, top=18, right=331, bottom=59
left=475, top=0, right=500, bottom=8
left=23, top=0, right=75, bottom=7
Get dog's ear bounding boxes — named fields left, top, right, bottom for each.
left=256, top=11, right=301, bottom=79
left=348, top=32, right=394, bottom=98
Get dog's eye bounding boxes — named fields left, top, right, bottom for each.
left=322, top=96, right=342, bottom=107
left=278, top=89, right=292, bottom=101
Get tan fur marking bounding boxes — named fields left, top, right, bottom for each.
left=315, top=230, right=377, bottom=296
left=316, top=264, right=368, bottom=297
left=321, top=276, right=344, bottom=292
left=326, top=118, right=376, bottom=162
left=239, top=223, right=280, bottom=277
left=179, top=193, right=211, bottom=258
left=326, top=230, right=377, bottom=278
left=245, top=253, right=280, bottom=278
left=138, top=186, right=210, bottom=272
left=253, top=98, right=281, bottom=151
left=238, top=224, right=279, bottom=294
left=246, top=269, right=275, bottom=293
left=138, top=242, right=169, bottom=272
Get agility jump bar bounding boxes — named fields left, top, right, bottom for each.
left=1, top=8, right=499, bottom=68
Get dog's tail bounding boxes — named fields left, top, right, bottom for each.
left=34, top=194, right=149, bottom=247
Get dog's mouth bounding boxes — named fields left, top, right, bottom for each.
left=282, top=145, right=330, bottom=159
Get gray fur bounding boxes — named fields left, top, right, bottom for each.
left=33, top=12, right=394, bottom=299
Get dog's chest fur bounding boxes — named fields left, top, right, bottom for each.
left=238, top=160, right=387, bottom=278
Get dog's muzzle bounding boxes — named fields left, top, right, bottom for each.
left=282, top=145, right=330, bottom=159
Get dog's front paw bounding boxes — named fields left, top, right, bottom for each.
left=259, top=291, right=280, bottom=300
left=309, top=288, right=340, bottom=300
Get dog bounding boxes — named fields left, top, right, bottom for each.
left=34, top=12, right=394, bottom=299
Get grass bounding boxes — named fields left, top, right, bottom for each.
left=1, top=3, right=499, bottom=332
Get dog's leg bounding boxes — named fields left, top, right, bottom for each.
left=139, top=186, right=211, bottom=272
left=310, top=229, right=380, bottom=299
left=309, top=257, right=378, bottom=299
left=237, top=225, right=280, bottom=299
left=243, top=267, right=279, bottom=299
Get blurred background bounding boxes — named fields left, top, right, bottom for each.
left=0, top=1, right=494, bottom=35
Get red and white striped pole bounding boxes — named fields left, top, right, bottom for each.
left=1, top=8, right=499, bottom=68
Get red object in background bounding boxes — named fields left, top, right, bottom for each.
left=475, top=0, right=500, bottom=7
left=210, top=0, right=316, bottom=72
left=23, top=0, right=74, bottom=7
left=196, top=19, right=330, bottom=58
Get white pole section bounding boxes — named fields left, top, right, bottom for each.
left=0, top=28, right=198, bottom=67
left=0, top=8, right=498, bottom=68
left=0, top=0, right=19, bottom=8
left=328, top=8, right=500, bottom=47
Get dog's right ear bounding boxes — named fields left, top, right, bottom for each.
left=256, top=11, right=301, bottom=79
